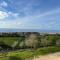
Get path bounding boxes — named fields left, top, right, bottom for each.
left=33, top=52, right=60, bottom=60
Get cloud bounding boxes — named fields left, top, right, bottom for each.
left=23, top=8, right=60, bottom=23
left=0, top=11, right=8, bottom=19
left=0, top=20, right=24, bottom=28
left=17, top=8, right=60, bottom=29
left=0, top=11, right=19, bottom=20
left=32, top=8, right=60, bottom=19
left=0, top=1, right=8, bottom=7
left=6, top=8, right=60, bottom=29
left=0, top=8, right=60, bottom=29
left=0, top=1, right=8, bottom=20
left=8, top=12, right=19, bottom=18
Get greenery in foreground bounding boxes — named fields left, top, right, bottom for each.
left=0, top=46, right=60, bottom=60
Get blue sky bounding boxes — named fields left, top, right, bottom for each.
left=0, top=0, right=60, bottom=30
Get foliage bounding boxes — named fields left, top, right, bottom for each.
left=0, top=46, right=60, bottom=60
left=34, top=46, right=60, bottom=56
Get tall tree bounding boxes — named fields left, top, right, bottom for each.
left=25, top=33, right=39, bottom=49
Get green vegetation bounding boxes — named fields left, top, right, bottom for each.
left=34, top=46, right=60, bottom=56
left=0, top=46, right=60, bottom=60
left=0, top=32, right=60, bottom=60
left=0, top=32, right=60, bottom=50
left=0, top=37, right=20, bottom=46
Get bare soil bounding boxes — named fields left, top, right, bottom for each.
left=33, top=52, right=60, bottom=60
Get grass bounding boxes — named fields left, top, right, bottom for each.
left=0, top=37, right=23, bottom=46
left=34, top=46, right=60, bottom=56
left=0, top=46, right=60, bottom=60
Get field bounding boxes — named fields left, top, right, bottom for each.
left=0, top=37, right=21, bottom=46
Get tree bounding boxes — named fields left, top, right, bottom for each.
left=11, top=41, right=18, bottom=50
left=40, top=35, right=60, bottom=47
left=19, top=41, right=25, bottom=49
left=25, top=34, right=39, bottom=49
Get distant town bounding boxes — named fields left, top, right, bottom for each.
left=0, top=32, right=60, bottom=37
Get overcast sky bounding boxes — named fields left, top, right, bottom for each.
left=0, top=0, right=60, bottom=30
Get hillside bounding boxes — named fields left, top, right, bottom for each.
left=0, top=32, right=60, bottom=51
left=0, top=32, right=60, bottom=60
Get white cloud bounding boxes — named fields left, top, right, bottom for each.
left=0, top=11, right=8, bottom=19
left=0, top=20, right=24, bottom=28
left=0, top=11, right=19, bottom=20
left=8, top=12, right=19, bottom=17
left=0, top=1, right=8, bottom=7
left=0, top=8, right=60, bottom=29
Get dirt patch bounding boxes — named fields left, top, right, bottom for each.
left=33, top=52, right=60, bottom=60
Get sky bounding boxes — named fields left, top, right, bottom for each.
left=0, top=0, right=60, bottom=30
